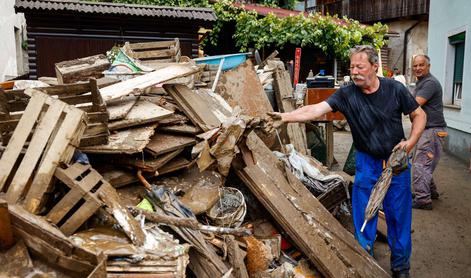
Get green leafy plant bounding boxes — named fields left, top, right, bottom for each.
left=209, top=1, right=388, bottom=61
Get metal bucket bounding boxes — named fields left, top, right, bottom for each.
left=207, top=187, right=246, bottom=228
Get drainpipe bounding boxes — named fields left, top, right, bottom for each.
left=403, top=21, right=421, bottom=79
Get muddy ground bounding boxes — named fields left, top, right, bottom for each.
left=332, top=122, right=471, bottom=278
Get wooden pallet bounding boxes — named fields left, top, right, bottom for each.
left=46, top=163, right=106, bottom=236
left=123, top=39, right=181, bottom=68
left=47, top=163, right=146, bottom=245
left=0, top=79, right=109, bottom=147
left=0, top=91, right=87, bottom=214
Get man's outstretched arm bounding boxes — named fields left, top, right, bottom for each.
left=270, top=101, right=333, bottom=123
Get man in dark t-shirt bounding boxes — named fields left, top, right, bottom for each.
left=411, top=55, right=447, bottom=209
left=268, top=45, right=426, bottom=278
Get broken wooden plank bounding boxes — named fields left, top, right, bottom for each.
left=107, top=95, right=139, bottom=121
left=100, top=64, right=200, bottom=102
left=164, top=84, right=223, bottom=131
left=55, top=54, right=110, bottom=84
left=108, top=100, right=173, bottom=131
left=80, top=124, right=157, bottom=154
left=237, top=132, right=389, bottom=278
left=216, top=60, right=273, bottom=117
left=6, top=202, right=100, bottom=275
left=158, top=123, right=202, bottom=135
left=145, top=133, right=196, bottom=157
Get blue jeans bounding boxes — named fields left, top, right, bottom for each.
left=352, top=151, right=412, bottom=273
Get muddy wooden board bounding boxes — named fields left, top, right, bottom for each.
left=121, top=149, right=184, bottom=173
left=0, top=92, right=86, bottom=214
left=157, top=113, right=188, bottom=126
left=158, top=123, right=201, bottom=135
left=108, top=100, right=173, bottom=131
left=80, top=124, right=157, bottom=154
left=145, top=133, right=196, bottom=157
left=6, top=201, right=102, bottom=276
left=100, top=156, right=190, bottom=188
left=237, top=132, right=389, bottom=278
left=107, top=95, right=139, bottom=121
left=100, top=64, right=200, bottom=102
left=55, top=54, right=110, bottom=84
left=164, top=84, right=224, bottom=131
left=273, top=68, right=309, bottom=155
left=216, top=60, right=273, bottom=117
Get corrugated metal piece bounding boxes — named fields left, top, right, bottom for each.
left=15, top=0, right=217, bottom=21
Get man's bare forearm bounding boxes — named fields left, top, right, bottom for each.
left=281, top=102, right=332, bottom=123
left=408, top=107, right=426, bottom=145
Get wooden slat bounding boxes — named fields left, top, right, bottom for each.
left=6, top=100, right=66, bottom=203
left=99, top=65, right=200, bottom=103
left=0, top=93, right=47, bottom=191
left=47, top=169, right=103, bottom=224
left=131, top=49, right=176, bottom=59
left=24, top=105, right=86, bottom=214
left=127, top=39, right=178, bottom=50
left=60, top=199, right=101, bottom=235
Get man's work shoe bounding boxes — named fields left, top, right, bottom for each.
left=412, top=201, right=432, bottom=210
left=431, top=190, right=440, bottom=200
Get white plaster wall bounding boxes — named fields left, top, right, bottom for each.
left=428, top=0, right=471, bottom=161
left=386, top=20, right=428, bottom=84
left=0, top=0, right=26, bottom=82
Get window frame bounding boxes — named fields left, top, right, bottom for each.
left=444, top=26, right=467, bottom=107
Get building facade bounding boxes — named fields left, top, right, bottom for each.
left=0, top=0, right=27, bottom=81
left=428, top=0, right=471, bottom=161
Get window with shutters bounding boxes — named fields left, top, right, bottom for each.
left=449, top=32, right=465, bottom=106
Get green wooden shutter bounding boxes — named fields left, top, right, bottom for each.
left=453, top=41, right=465, bottom=83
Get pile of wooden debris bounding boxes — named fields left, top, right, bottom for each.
left=0, top=40, right=388, bottom=278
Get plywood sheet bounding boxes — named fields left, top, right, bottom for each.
left=108, top=100, right=173, bottom=131
left=145, top=133, right=196, bottom=157
left=80, top=125, right=157, bottom=154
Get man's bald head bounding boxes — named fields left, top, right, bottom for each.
left=412, top=55, right=431, bottom=79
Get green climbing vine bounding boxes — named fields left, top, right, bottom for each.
left=209, top=1, right=388, bottom=61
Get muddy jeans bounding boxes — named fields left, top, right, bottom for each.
left=412, top=127, right=446, bottom=204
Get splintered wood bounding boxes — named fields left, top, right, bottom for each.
left=273, top=68, right=309, bottom=155
left=0, top=92, right=86, bottom=214
left=237, top=132, right=389, bottom=278
left=216, top=60, right=273, bottom=117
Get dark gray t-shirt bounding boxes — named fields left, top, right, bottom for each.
left=326, top=78, right=419, bottom=159
left=413, top=73, right=447, bottom=128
